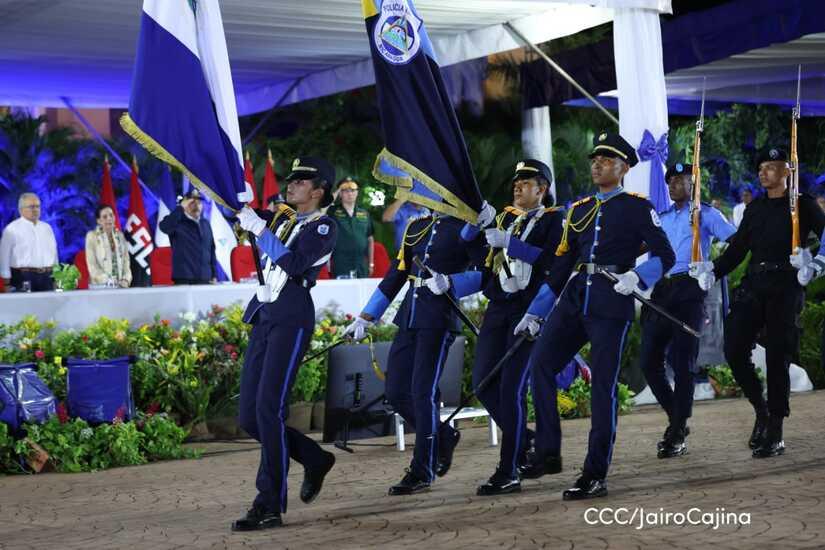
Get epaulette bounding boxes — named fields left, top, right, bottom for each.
left=543, top=206, right=563, bottom=213
left=626, top=192, right=648, bottom=200
left=571, top=196, right=593, bottom=208
left=504, top=206, right=525, bottom=216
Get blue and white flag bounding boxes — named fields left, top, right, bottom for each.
left=154, top=165, right=177, bottom=248
left=121, top=0, right=252, bottom=212
left=207, top=199, right=237, bottom=282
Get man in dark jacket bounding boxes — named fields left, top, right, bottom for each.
left=159, top=188, right=217, bottom=284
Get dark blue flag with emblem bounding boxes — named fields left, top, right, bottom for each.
left=364, top=0, right=482, bottom=224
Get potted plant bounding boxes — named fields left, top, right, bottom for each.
left=52, top=263, right=80, bottom=291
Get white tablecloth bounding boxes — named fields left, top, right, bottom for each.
left=0, top=279, right=385, bottom=330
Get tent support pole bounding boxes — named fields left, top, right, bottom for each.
left=242, top=77, right=303, bottom=145
left=503, top=22, right=619, bottom=126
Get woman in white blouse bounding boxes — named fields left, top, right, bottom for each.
left=85, top=205, right=131, bottom=287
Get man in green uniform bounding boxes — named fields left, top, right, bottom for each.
left=328, top=177, right=375, bottom=278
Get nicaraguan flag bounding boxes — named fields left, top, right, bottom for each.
left=154, top=165, right=176, bottom=248
left=121, top=0, right=252, bottom=211
left=364, top=0, right=482, bottom=224
left=207, top=200, right=238, bottom=282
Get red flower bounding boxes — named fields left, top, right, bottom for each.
left=34, top=349, right=45, bottom=360
left=113, top=404, right=127, bottom=424
left=56, top=402, right=69, bottom=424
left=81, top=335, right=89, bottom=342
left=230, top=352, right=238, bottom=361
left=345, top=313, right=353, bottom=321
left=146, top=402, right=161, bottom=416
left=161, top=319, right=170, bottom=327
left=223, top=343, right=235, bottom=353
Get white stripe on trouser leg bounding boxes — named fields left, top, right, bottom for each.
left=511, top=362, right=532, bottom=474
left=278, top=328, right=305, bottom=510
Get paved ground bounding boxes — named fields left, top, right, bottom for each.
left=1, top=392, right=824, bottom=550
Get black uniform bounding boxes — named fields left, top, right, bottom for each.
left=527, top=186, right=675, bottom=486
left=361, top=214, right=485, bottom=486
left=461, top=205, right=565, bottom=480
left=158, top=204, right=217, bottom=284
left=713, top=189, right=825, bottom=449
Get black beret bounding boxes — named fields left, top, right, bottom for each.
left=756, top=148, right=789, bottom=167
left=665, top=163, right=693, bottom=182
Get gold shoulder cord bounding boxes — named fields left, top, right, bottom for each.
left=555, top=199, right=601, bottom=256
left=269, top=204, right=297, bottom=240
left=396, top=216, right=435, bottom=271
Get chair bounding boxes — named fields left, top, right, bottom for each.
left=74, top=250, right=89, bottom=290
left=372, top=242, right=391, bottom=278
left=317, top=263, right=331, bottom=280
left=149, top=247, right=173, bottom=286
left=229, top=245, right=257, bottom=282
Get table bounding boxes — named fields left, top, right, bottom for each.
left=0, top=279, right=387, bottom=330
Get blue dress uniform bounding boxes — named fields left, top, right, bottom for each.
left=526, top=144, right=675, bottom=496
left=360, top=213, right=486, bottom=491
left=639, top=163, right=736, bottom=457
left=237, top=176, right=337, bottom=519
left=463, top=203, right=565, bottom=482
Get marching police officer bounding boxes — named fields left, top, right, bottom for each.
left=454, top=159, right=565, bottom=495
left=344, top=202, right=489, bottom=495
left=690, top=148, right=825, bottom=458
left=518, top=132, right=675, bottom=500
left=232, top=157, right=338, bottom=530
left=639, top=163, right=735, bottom=459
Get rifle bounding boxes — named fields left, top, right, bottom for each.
left=790, top=65, right=802, bottom=252
left=690, top=79, right=706, bottom=262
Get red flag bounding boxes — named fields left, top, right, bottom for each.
left=262, top=149, right=280, bottom=204
left=245, top=151, right=259, bottom=208
left=124, top=157, right=154, bottom=286
left=99, top=156, right=121, bottom=229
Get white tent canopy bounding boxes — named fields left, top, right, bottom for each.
left=0, top=0, right=670, bottom=116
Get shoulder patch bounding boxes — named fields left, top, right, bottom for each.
left=649, top=209, right=662, bottom=227
left=317, top=224, right=330, bottom=235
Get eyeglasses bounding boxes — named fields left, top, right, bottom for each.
left=22, top=204, right=41, bottom=210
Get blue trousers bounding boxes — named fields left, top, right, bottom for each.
left=529, top=304, right=631, bottom=480
left=238, top=321, right=326, bottom=513
left=472, top=301, right=535, bottom=478
left=386, top=327, right=456, bottom=482
left=638, top=277, right=705, bottom=430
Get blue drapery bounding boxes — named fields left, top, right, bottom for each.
left=637, top=130, right=669, bottom=213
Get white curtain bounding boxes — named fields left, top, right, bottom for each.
left=613, top=8, right=669, bottom=197
left=521, top=106, right=556, bottom=199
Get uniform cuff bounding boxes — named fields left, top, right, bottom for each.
left=362, top=289, right=390, bottom=319
left=527, top=283, right=556, bottom=317
left=449, top=271, right=482, bottom=298
left=506, top=238, right=541, bottom=264
left=460, top=223, right=480, bottom=242
left=635, top=257, right=663, bottom=290
left=257, top=230, right=290, bottom=262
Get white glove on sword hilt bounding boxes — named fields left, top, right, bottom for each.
left=514, top=313, right=542, bottom=337
left=611, top=271, right=640, bottom=296
left=342, top=316, right=374, bottom=341
left=425, top=272, right=451, bottom=295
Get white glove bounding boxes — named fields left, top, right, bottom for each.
left=237, top=206, right=266, bottom=236
left=514, top=313, right=542, bottom=337
left=342, top=317, right=373, bottom=341
left=476, top=201, right=496, bottom=228
left=611, top=271, right=640, bottom=296
left=256, top=284, right=272, bottom=303
left=484, top=228, right=510, bottom=249
left=425, top=272, right=451, bottom=295
left=790, top=247, right=813, bottom=270
left=689, top=261, right=715, bottom=291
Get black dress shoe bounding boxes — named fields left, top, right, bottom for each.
left=476, top=468, right=521, bottom=496
left=562, top=476, right=607, bottom=501
left=231, top=506, right=282, bottom=532
left=749, top=412, right=769, bottom=449
left=657, top=425, right=690, bottom=451
left=389, top=469, right=431, bottom=496
left=436, top=429, right=461, bottom=477
left=300, top=450, right=336, bottom=504
left=518, top=452, right=562, bottom=480
left=753, top=417, right=784, bottom=458
left=657, top=427, right=688, bottom=459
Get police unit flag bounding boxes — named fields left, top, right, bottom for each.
left=120, top=0, right=252, bottom=212
left=364, top=0, right=482, bottom=223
